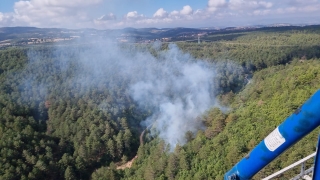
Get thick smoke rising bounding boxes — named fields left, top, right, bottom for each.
left=23, top=39, right=244, bottom=149
left=129, top=44, right=218, bottom=147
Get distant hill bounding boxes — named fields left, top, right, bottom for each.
left=1, top=24, right=320, bottom=46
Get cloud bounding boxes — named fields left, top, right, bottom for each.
left=229, top=0, right=273, bottom=11
left=180, top=5, right=193, bottom=15
left=125, top=5, right=197, bottom=27
left=276, top=4, right=320, bottom=14
left=153, top=8, right=168, bottom=18
left=170, top=10, right=180, bottom=16
left=6, top=0, right=103, bottom=28
left=97, top=13, right=116, bottom=21
left=208, top=0, right=227, bottom=7
left=126, top=11, right=144, bottom=20
left=94, top=13, right=117, bottom=27
left=289, top=0, right=318, bottom=6
left=207, top=0, right=227, bottom=12
left=95, top=0, right=320, bottom=29
left=1, top=0, right=320, bottom=29
left=0, top=12, right=13, bottom=26
left=18, top=0, right=102, bottom=8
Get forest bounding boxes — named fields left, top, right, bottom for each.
left=1, top=26, right=320, bottom=180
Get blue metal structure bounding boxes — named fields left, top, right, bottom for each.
left=224, top=90, right=320, bottom=180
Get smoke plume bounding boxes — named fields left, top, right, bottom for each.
left=22, top=38, right=244, bottom=149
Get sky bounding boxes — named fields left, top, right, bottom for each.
left=0, top=0, right=320, bottom=29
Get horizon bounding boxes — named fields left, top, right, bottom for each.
left=1, top=22, right=319, bottom=31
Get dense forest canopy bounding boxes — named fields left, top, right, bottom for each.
left=1, top=26, right=320, bottom=179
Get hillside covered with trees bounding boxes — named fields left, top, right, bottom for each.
left=1, top=26, right=320, bottom=180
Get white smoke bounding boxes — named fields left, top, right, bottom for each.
left=24, top=38, right=244, bottom=149
left=129, top=44, right=219, bottom=147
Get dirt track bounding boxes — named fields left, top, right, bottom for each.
left=116, top=156, right=138, bottom=170
left=116, top=128, right=147, bottom=170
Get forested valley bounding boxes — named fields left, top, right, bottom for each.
left=1, top=26, right=320, bottom=180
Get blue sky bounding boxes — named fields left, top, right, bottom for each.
left=0, top=0, right=15, bottom=12
left=0, top=0, right=320, bottom=29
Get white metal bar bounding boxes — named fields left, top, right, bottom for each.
left=262, top=152, right=316, bottom=180
left=301, top=162, right=305, bottom=176
left=303, top=175, right=312, bottom=180
left=291, top=167, right=314, bottom=180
